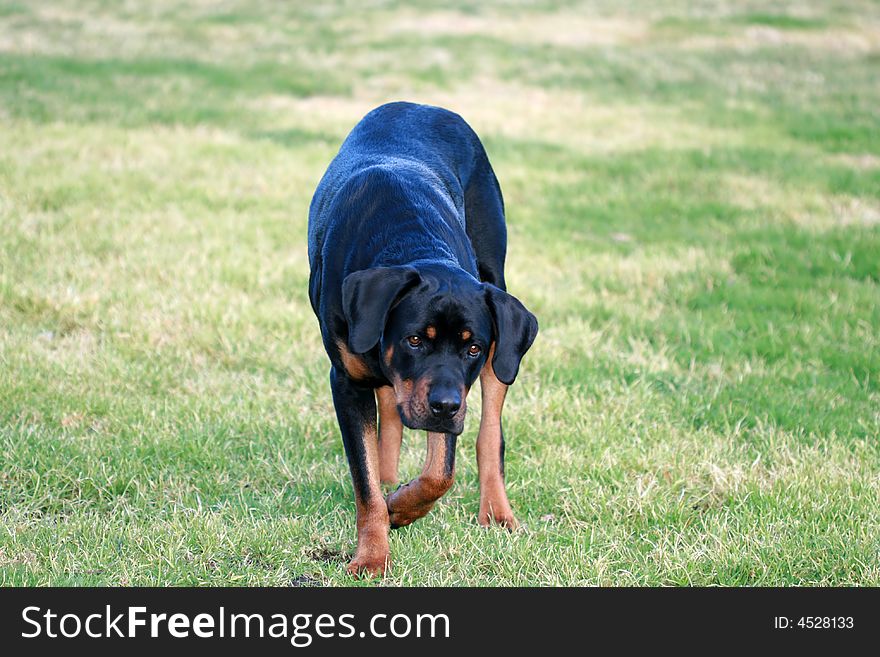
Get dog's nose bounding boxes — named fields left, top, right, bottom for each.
left=428, top=389, right=461, bottom=419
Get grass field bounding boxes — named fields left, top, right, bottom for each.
left=1, top=0, right=879, bottom=586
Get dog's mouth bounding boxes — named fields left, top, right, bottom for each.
left=398, top=405, right=465, bottom=435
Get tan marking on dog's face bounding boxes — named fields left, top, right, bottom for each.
left=450, top=385, right=468, bottom=429
left=384, top=345, right=394, bottom=368
left=337, top=339, right=370, bottom=380
left=390, top=375, right=429, bottom=424
left=460, top=329, right=472, bottom=341
left=390, top=375, right=414, bottom=406
left=411, top=377, right=431, bottom=418
left=426, top=325, right=436, bottom=339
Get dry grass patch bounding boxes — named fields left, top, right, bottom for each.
left=386, top=10, right=651, bottom=48
left=680, top=24, right=880, bottom=54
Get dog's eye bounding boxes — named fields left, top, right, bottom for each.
left=406, top=335, right=422, bottom=348
left=467, top=344, right=482, bottom=357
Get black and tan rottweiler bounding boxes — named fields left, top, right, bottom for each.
left=308, top=102, right=538, bottom=576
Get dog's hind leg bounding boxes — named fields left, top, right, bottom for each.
left=476, top=345, right=518, bottom=529
left=386, top=431, right=456, bottom=528
left=330, top=367, right=390, bottom=577
left=377, top=385, right=403, bottom=485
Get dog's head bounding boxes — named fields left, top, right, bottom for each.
left=342, top=263, right=538, bottom=434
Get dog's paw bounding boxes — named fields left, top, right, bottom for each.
left=386, top=477, right=449, bottom=529
left=387, top=507, right=425, bottom=529
left=386, top=489, right=433, bottom=529
left=478, top=502, right=519, bottom=531
left=346, top=551, right=389, bottom=578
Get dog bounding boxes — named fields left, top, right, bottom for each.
left=308, top=102, right=538, bottom=576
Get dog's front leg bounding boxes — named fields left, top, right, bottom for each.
left=386, top=431, right=456, bottom=528
left=476, top=349, right=518, bottom=529
left=330, top=367, right=390, bottom=577
left=376, top=385, right=403, bottom=485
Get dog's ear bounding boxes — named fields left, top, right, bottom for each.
left=342, top=266, right=421, bottom=353
left=484, top=284, right=538, bottom=385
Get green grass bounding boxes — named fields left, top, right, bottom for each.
left=1, top=0, right=878, bottom=586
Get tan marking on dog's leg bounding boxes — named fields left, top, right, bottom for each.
left=377, top=385, right=403, bottom=485
left=386, top=431, right=456, bottom=528
left=347, top=421, right=391, bottom=577
left=477, top=344, right=518, bottom=530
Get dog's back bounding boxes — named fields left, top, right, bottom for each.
left=308, top=102, right=486, bottom=271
